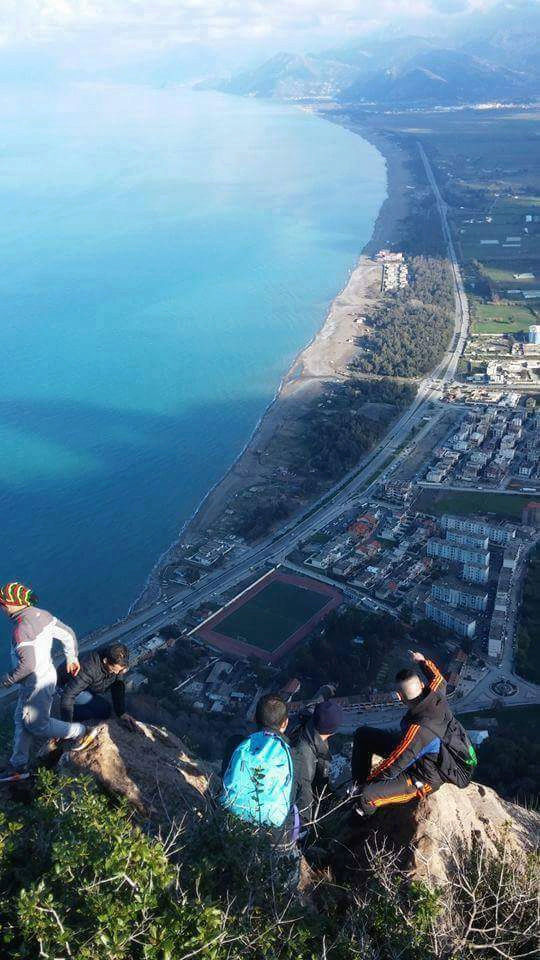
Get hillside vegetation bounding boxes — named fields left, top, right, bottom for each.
left=516, top=545, right=540, bottom=684
left=210, top=7, right=540, bottom=105
left=1, top=767, right=538, bottom=960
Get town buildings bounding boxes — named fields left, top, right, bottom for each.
left=424, top=598, right=477, bottom=638
left=441, top=514, right=516, bottom=545
left=431, top=577, right=488, bottom=612
left=422, top=403, right=539, bottom=492
left=427, top=537, right=490, bottom=568
left=377, top=250, right=409, bottom=292
left=522, top=500, right=540, bottom=528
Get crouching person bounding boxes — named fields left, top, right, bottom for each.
left=0, top=583, right=99, bottom=783
left=289, top=699, right=343, bottom=836
left=219, top=694, right=299, bottom=874
left=58, top=643, right=137, bottom=730
left=350, top=651, right=477, bottom=817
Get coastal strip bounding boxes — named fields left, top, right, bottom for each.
left=132, top=127, right=413, bottom=610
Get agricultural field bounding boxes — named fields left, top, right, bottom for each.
left=471, top=300, right=538, bottom=334
left=418, top=110, right=540, bottom=193
left=479, top=261, right=539, bottom=296
left=415, top=489, right=531, bottom=520
left=456, top=202, right=540, bottom=263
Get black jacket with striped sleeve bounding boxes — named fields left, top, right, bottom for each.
left=368, top=659, right=452, bottom=785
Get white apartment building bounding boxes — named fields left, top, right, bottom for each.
left=427, top=538, right=490, bottom=567
left=462, top=562, right=490, bottom=584
left=431, top=577, right=488, bottom=612
left=441, top=514, right=516, bottom=545
left=425, top=599, right=476, bottom=638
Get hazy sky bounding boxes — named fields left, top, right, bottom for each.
left=0, top=1, right=529, bottom=78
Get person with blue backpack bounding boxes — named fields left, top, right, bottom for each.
left=220, top=694, right=298, bottom=848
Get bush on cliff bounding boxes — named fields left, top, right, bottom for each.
left=0, top=769, right=537, bottom=960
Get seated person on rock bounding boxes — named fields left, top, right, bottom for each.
left=350, top=651, right=477, bottom=817
left=58, top=643, right=138, bottom=730
left=289, top=699, right=343, bottom=833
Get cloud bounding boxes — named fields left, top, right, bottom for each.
left=0, top=0, right=506, bottom=46
left=0, top=0, right=512, bottom=77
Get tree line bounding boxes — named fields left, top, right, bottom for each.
left=471, top=709, right=540, bottom=803
left=353, top=256, right=455, bottom=379
left=287, top=608, right=406, bottom=695
left=515, top=546, right=540, bottom=684
left=297, top=380, right=415, bottom=481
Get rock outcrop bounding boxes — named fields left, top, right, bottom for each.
left=348, top=781, right=539, bottom=889
left=63, top=719, right=218, bottom=828
left=63, top=720, right=538, bottom=893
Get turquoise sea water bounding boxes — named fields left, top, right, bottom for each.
left=0, top=83, right=385, bottom=662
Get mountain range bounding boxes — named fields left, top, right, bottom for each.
left=207, top=1, right=540, bottom=106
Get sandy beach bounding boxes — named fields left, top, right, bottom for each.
left=133, top=125, right=413, bottom=607
left=183, top=254, right=382, bottom=538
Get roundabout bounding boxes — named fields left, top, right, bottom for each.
left=490, top=678, right=518, bottom=698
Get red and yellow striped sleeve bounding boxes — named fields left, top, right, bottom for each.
left=368, top=723, right=422, bottom=782
left=421, top=658, right=445, bottom=693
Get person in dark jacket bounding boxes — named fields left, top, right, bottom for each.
left=289, top=700, right=343, bottom=828
left=58, top=643, right=137, bottom=729
left=351, top=652, right=455, bottom=816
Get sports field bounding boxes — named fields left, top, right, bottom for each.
left=196, top=570, right=342, bottom=662
left=218, top=580, right=330, bottom=651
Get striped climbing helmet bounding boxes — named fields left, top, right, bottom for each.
left=0, top=582, right=37, bottom=608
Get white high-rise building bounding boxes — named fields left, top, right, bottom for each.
left=446, top=531, right=489, bottom=550
left=431, top=578, right=488, bottom=612
left=463, top=562, right=490, bottom=584
left=425, top=599, right=476, bottom=638
left=528, top=325, right=540, bottom=345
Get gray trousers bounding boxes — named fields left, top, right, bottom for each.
left=10, top=673, right=85, bottom=771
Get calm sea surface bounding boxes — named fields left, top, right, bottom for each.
left=0, top=83, right=385, bottom=663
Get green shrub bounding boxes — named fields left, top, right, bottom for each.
left=0, top=769, right=536, bottom=959
left=0, top=771, right=223, bottom=960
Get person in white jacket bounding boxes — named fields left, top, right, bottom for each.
left=0, top=582, right=100, bottom=782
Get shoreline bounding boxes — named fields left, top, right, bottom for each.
left=132, top=120, right=413, bottom=610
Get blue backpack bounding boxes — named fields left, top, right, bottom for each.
left=220, top=731, right=294, bottom=828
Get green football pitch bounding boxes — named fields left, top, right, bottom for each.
left=215, top=580, right=331, bottom=651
